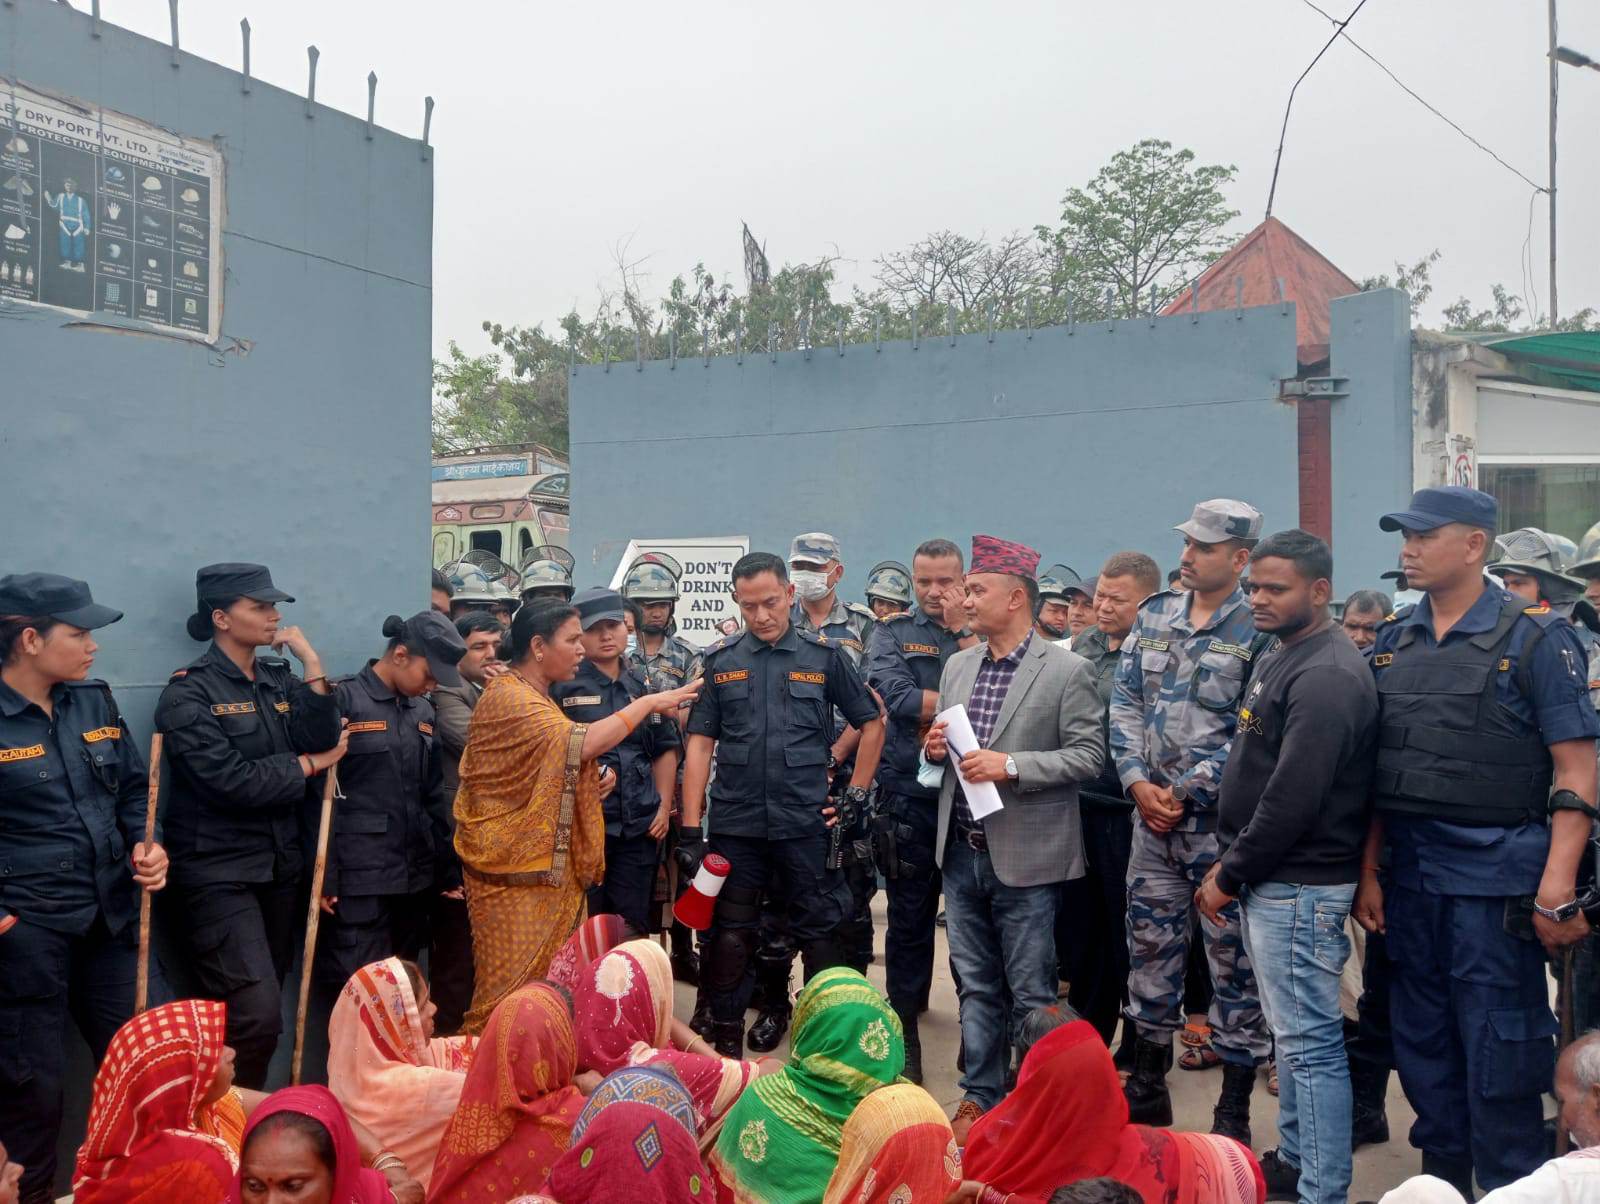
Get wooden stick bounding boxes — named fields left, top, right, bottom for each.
left=1558, top=946, right=1576, bottom=1155
left=134, top=733, right=163, bottom=1014
left=291, top=766, right=338, bottom=1086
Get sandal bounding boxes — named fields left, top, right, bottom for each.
left=1267, top=1060, right=1279, bottom=1096
left=1180, top=1021, right=1213, bottom=1049
left=1179, top=1044, right=1222, bottom=1071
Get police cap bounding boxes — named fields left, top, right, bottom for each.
left=0, top=572, right=122, bottom=629
left=1379, top=486, right=1497, bottom=533
left=197, top=562, right=294, bottom=606
left=394, top=609, right=467, bottom=687
left=790, top=532, right=841, bottom=566
left=573, top=587, right=627, bottom=630
left=1176, top=500, right=1263, bottom=544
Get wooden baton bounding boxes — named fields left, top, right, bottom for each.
left=134, top=733, right=163, bottom=1014
left=291, top=765, right=339, bottom=1086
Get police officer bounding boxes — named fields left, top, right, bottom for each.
left=1569, top=524, right=1600, bottom=611
left=314, top=611, right=466, bottom=1028
left=553, top=588, right=682, bottom=934
left=864, top=560, right=913, bottom=621
left=1354, top=488, right=1600, bottom=1194
left=446, top=561, right=504, bottom=622
left=520, top=545, right=576, bottom=606
left=1110, top=500, right=1272, bottom=1142
left=1034, top=564, right=1082, bottom=644
left=864, top=538, right=973, bottom=1083
left=679, top=552, right=885, bottom=1057
left=0, top=574, right=168, bottom=1204
left=155, top=563, right=345, bottom=1088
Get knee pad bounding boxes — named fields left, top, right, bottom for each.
left=709, top=927, right=757, bottom=994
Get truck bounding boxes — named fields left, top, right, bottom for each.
left=431, top=442, right=571, bottom=572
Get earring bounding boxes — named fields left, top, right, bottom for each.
left=536, top=653, right=544, bottom=663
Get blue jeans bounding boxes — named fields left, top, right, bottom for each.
left=1240, top=881, right=1355, bottom=1204
left=943, top=837, right=1061, bottom=1110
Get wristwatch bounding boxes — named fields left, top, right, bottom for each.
left=1548, top=788, right=1600, bottom=820
left=1534, top=896, right=1583, bottom=923
left=1004, top=755, right=1018, bottom=780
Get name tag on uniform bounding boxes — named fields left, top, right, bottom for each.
left=1208, top=642, right=1254, bottom=661
left=82, top=727, right=120, bottom=743
left=714, top=670, right=749, bottom=684
left=657, top=664, right=685, bottom=679
left=902, top=642, right=940, bottom=655
left=1499, top=659, right=1512, bottom=672
left=211, top=702, right=256, bottom=716
left=837, top=638, right=863, bottom=652
left=418, top=722, right=434, bottom=735
left=561, top=695, right=603, bottom=708
left=789, top=670, right=826, bottom=684
left=346, top=720, right=387, bottom=734
left=0, top=744, right=44, bottom=763
left=1137, top=637, right=1169, bottom=651
left=274, top=700, right=291, bottom=714
left=1373, top=653, right=1394, bottom=667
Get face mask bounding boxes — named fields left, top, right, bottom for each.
left=625, top=634, right=638, bottom=656
left=791, top=570, right=832, bottom=602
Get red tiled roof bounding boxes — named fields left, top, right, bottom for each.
left=1161, top=216, right=1359, bottom=367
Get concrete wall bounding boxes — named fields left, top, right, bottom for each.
left=0, top=0, right=433, bottom=738
left=572, top=298, right=1415, bottom=600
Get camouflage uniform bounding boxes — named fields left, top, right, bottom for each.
left=1110, top=550, right=1271, bottom=1069
left=630, top=625, right=703, bottom=693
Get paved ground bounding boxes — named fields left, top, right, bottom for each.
left=671, top=894, right=1422, bottom=1202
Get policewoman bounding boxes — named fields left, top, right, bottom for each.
left=155, top=563, right=344, bottom=1088
left=316, top=611, right=467, bottom=1008
left=0, top=574, right=166, bottom=1204
left=552, top=588, right=682, bottom=935
left=1358, top=487, right=1600, bottom=1194
left=679, top=551, right=885, bottom=1058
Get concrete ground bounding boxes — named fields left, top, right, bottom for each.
left=672, top=894, right=1422, bottom=1203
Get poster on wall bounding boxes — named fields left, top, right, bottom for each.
left=607, top=536, right=750, bottom=648
left=1, top=78, right=223, bottom=342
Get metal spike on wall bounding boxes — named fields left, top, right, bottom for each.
left=668, top=328, right=677, bottom=369
left=305, top=46, right=319, bottom=117
left=1234, top=275, right=1245, bottom=317
left=986, top=301, right=996, bottom=343
left=873, top=311, right=881, bottom=352
left=421, top=97, right=434, bottom=160
left=240, top=19, right=251, bottom=92
left=91, top=0, right=102, bottom=38
left=168, top=0, right=180, bottom=66
left=735, top=318, right=743, bottom=365
left=635, top=330, right=643, bottom=371
left=947, top=302, right=956, bottom=346
left=1105, top=287, right=1115, bottom=331
left=365, top=72, right=377, bottom=140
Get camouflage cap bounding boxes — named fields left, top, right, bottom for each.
left=1036, top=563, right=1084, bottom=602
left=1175, top=499, right=1262, bottom=544
left=865, top=560, right=912, bottom=605
left=790, top=532, right=841, bottom=566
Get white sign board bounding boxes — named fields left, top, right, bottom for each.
left=608, top=536, right=750, bottom=648
left=1, top=78, right=225, bottom=341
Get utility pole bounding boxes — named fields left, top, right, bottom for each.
left=1549, top=0, right=1559, bottom=327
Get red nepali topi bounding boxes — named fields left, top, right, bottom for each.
left=970, top=534, right=1040, bottom=579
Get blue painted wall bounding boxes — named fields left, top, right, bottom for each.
left=0, top=0, right=433, bottom=739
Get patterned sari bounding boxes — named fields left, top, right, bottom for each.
left=454, top=671, right=605, bottom=1033
left=326, top=958, right=477, bottom=1192
left=548, top=1100, right=718, bottom=1204
left=547, top=913, right=631, bottom=992
left=574, top=938, right=760, bottom=1150
left=429, top=982, right=587, bottom=1202
left=710, top=968, right=905, bottom=1204
left=823, top=1084, right=961, bottom=1204
left=72, top=999, right=240, bottom=1204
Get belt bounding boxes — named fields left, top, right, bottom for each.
left=955, top=825, right=988, bottom=853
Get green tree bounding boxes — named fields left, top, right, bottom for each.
left=1360, top=250, right=1441, bottom=319
left=431, top=340, right=569, bottom=455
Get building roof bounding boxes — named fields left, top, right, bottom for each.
left=1161, top=216, right=1359, bottom=368
left=1459, top=331, right=1600, bottom=394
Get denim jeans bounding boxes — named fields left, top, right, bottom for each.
left=943, top=837, right=1062, bottom=1110
left=1240, top=881, right=1355, bottom=1204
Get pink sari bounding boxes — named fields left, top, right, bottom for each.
left=546, top=912, right=630, bottom=992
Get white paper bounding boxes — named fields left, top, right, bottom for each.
left=936, top=703, right=1004, bottom=819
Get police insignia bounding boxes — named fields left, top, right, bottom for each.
left=561, top=695, right=603, bottom=707
left=789, top=671, right=826, bottom=684
left=1373, top=653, right=1394, bottom=667
left=1524, top=605, right=1551, bottom=615
left=902, top=642, right=940, bottom=655
left=713, top=670, right=749, bottom=684
left=1137, top=637, right=1169, bottom=651
left=838, top=638, right=863, bottom=652
left=0, top=744, right=45, bottom=762
left=1499, top=658, right=1512, bottom=672
left=1208, top=642, right=1253, bottom=660
left=418, top=722, right=433, bottom=735
left=274, top=701, right=291, bottom=713
left=211, top=702, right=256, bottom=716
left=82, top=727, right=120, bottom=743
left=345, top=720, right=387, bottom=733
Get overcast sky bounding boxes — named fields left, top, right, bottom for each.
left=104, top=0, right=1600, bottom=359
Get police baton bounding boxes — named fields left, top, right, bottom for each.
left=134, top=733, right=162, bottom=1014
left=292, top=765, right=339, bottom=1086
left=1558, top=946, right=1576, bottom=1156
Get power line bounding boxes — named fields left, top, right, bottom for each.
left=1266, top=0, right=1373, bottom=219
left=1296, top=0, right=1547, bottom=194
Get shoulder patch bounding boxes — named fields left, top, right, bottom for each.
left=417, top=721, right=434, bottom=736
left=1373, top=652, right=1394, bottom=667
left=346, top=720, right=387, bottom=734
left=700, top=633, right=740, bottom=658
left=835, top=637, right=863, bottom=652
left=169, top=668, right=188, bottom=679
left=0, top=744, right=45, bottom=763
left=82, top=726, right=121, bottom=743
left=1525, top=604, right=1551, bottom=615
left=713, top=669, right=749, bottom=685
left=211, top=701, right=257, bottom=716
left=789, top=670, right=826, bottom=684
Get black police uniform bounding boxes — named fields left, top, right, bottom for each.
left=1372, top=584, right=1600, bottom=1190
left=0, top=676, right=153, bottom=1202
left=155, top=642, right=340, bottom=1086
left=686, top=623, right=879, bottom=1048
left=553, top=659, right=681, bottom=934
left=864, top=606, right=962, bottom=1028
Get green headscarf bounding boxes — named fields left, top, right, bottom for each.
left=710, top=968, right=904, bottom=1203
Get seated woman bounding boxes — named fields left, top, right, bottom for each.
left=545, top=912, right=631, bottom=992
left=823, top=1082, right=963, bottom=1204
left=574, top=937, right=770, bottom=1149
left=231, top=1084, right=418, bottom=1204
left=327, top=958, right=476, bottom=1194
left=571, top=1065, right=700, bottom=1145
left=961, top=1017, right=1265, bottom=1204
left=547, top=1100, right=714, bottom=1204
left=710, top=967, right=906, bottom=1204
left=430, top=982, right=589, bottom=1202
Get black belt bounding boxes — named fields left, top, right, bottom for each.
left=955, top=825, right=988, bottom=852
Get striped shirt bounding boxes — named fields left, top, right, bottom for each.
left=956, top=631, right=1032, bottom=828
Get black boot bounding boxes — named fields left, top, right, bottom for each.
left=1258, top=1149, right=1300, bottom=1201
left=1211, top=1062, right=1255, bottom=1146
left=747, top=1003, right=790, bottom=1052
left=747, top=958, right=792, bottom=1053
left=1420, top=1152, right=1474, bottom=1200
left=1123, top=1037, right=1174, bottom=1126
left=1112, top=1018, right=1138, bottom=1072
left=690, top=988, right=715, bottom=1041
left=671, top=948, right=700, bottom=986
left=1349, top=1063, right=1391, bottom=1149
left=711, top=1020, right=745, bottom=1059
left=896, top=1008, right=923, bottom=1084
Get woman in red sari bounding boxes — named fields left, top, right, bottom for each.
left=545, top=913, right=630, bottom=993
left=429, top=982, right=589, bottom=1202
left=228, top=1085, right=399, bottom=1204
left=961, top=1019, right=1264, bottom=1204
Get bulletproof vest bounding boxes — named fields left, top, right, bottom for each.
left=1373, top=595, right=1552, bottom=826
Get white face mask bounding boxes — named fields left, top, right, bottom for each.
left=625, top=634, right=638, bottom=656
left=791, top=569, right=832, bottom=602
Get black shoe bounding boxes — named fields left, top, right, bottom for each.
left=903, top=1030, right=923, bottom=1084
left=690, top=996, right=715, bottom=1041
left=1420, top=1152, right=1474, bottom=1199
left=671, top=950, right=699, bottom=986
left=1112, top=1023, right=1138, bottom=1072
left=747, top=1007, right=790, bottom=1053
left=1351, top=1103, right=1390, bottom=1150
left=935, top=910, right=947, bottom=928
left=711, top=1021, right=745, bottom=1059
left=1210, top=1062, right=1255, bottom=1146
left=1123, top=1037, right=1174, bottom=1127
left=1258, top=1149, right=1300, bottom=1200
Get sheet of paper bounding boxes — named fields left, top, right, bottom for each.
left=936, top=703, right=1004, bottom=820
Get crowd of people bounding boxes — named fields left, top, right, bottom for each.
left=4, top=482, right=1600, bottom=1203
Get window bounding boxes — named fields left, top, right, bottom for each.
left=470, top=530, right=503, bottom=557
left=1479, top=463, right=1600, bottom=543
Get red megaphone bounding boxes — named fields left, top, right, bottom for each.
left=673, top=853, right=730, bottom=931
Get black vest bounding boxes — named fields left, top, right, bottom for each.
left=1373, top=595, right=1552, bottom=826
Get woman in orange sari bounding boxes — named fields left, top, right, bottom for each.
left=453, top=601, right=698, bottom=1033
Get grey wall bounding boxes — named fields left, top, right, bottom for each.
left=1, top=0, right=433, bottom=738
left=574, top=304, right=1307, bottom=597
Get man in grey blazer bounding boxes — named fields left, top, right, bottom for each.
left=925, top=534, right=1106, bottom=1139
